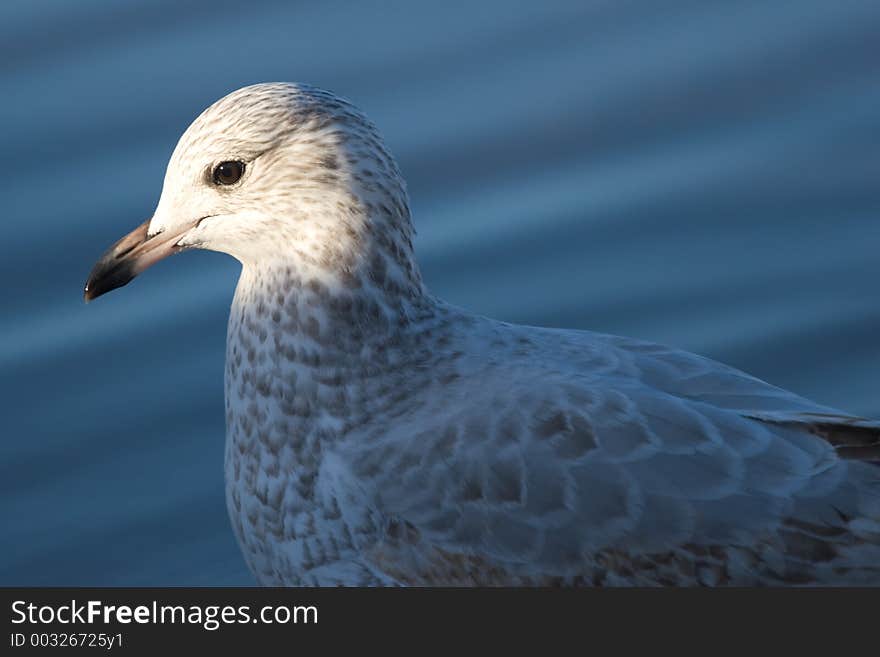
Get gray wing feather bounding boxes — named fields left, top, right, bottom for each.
left=345, top=330, right=880, bottom=584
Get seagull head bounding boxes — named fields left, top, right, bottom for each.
left=84, top=82, right=418, bottom=302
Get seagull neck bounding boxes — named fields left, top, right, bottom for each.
left=230, top=259, right=436, bottom=363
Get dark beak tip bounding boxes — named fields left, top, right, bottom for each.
left=83, top=266, right=130, bottom=304
left=83, top=267, right=108, bottom=304
left=84, top=217, right=183, bottom=305
left=83, top=235, right=144, bottom=304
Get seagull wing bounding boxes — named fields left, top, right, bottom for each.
left=346, top=330, right=880, bottom=585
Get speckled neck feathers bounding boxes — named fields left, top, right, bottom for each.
left=223, top=258, right=456, bottom=583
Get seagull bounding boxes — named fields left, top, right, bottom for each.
left=85, top=83, right=880, bottom=586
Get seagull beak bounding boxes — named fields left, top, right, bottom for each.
left=83, top=218, right=197, bottom=302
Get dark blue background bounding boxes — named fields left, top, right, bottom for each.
left=2, top=0, right=879, bottom=584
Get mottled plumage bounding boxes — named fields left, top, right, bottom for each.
left=88, top=83, right=880, bottom=586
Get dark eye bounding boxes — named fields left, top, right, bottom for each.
left=212, top=160, right=245, bottom=185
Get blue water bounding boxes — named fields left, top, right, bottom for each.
left=2, top=0, right=879, bottom=585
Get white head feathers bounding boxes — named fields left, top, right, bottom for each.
left=149, top=83, right=420, bottom=293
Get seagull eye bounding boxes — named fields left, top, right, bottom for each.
left=212, top=160, right=245, bottom=186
